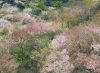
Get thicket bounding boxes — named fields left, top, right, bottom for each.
left=9, top=27, right=56, bottom=73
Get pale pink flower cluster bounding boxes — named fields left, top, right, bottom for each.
left=25, top=22, right=56, bottom=33
left=91, top=44, right=100, bottom=52
left=9, top=40, right=17, bottom=45
left=51, top=35, right=68, bottom=49
left=76, top=54, right=100, bottom=71
left=85, top=55, right=100, bottom=70
left=41, top=49, right=74, bottom=73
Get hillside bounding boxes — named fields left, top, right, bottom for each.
left=0, top=0, right=100, bottom=73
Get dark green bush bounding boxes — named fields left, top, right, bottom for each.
left=16, top=2, right=25, bottom=10
left=32, top=7, right=42, bottom=15
left=4, top=0, right=15, bottom=4
left=52, top=1, right=62, bottom=8
left=17, top=60, right=40, bottom=73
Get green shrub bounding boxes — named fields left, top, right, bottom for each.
left=83, top=0, right=97, bottom=8
left=52, top=1, right=62, bottom=8
left=32, top=7, right=42, bottom=15
left=10, top=31, right=54, bottom=72
left=29, top=3, right=42, bottom=15
left=69, top=0, right=75, bottom=3
left=10, top=37, right=44, bottom=73
left=41, top=15, right=50, bottom=21
left=37, top=1, right=48, bottom=10
left=17, top=60, right=40, bottom=73
left=10, top=38, right=42, bottom=65
left=0, top=28, right=9, bottom=35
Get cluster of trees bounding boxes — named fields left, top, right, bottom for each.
left=0, top=0, right=76, bottom=15
left=3, top=0, right=69, bottom=5
left=1, top=0, right=71, bottom=8
left=46, top=0, right=68, bottom=5
left=0, top=0, right=71, bottom=15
